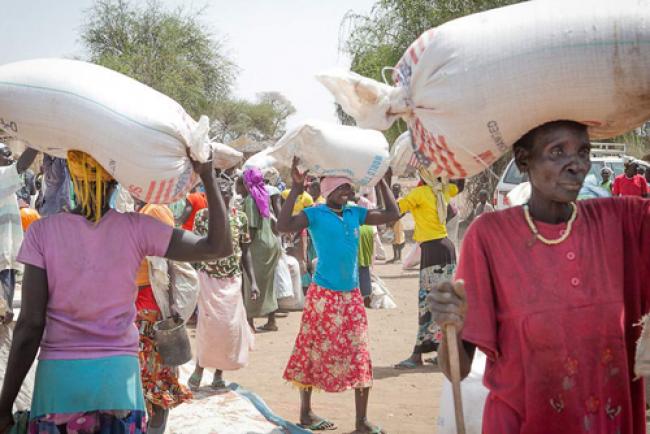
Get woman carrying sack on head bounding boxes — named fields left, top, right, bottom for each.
left=430, top=121, right=650, bottom=434
left=278, top=158, right=399, bottom=433
left=188, top=176, right=259, bottom=392
left=0, top=151, right=233, bottom=434
left=394, top=169, right=464, bottom=369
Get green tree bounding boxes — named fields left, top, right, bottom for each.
left=81, top=0, right=237, bottom=118
left=210, top=92, right=296, bottom=143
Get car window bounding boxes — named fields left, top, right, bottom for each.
left=503, top=162, right=528, bottom=184
left=589, top=162, right=605, bottom=183
left=610, top=162, right=624, bottom=176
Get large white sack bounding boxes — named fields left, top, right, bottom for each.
left=390, top=131, right=418, bottom=176
left=212, top=142, right=243, bottom=170
left=436, top=350, right=489, bottom=434
left=318, top=0, right=650, bottom=179
left=0, top=58, right=238, bottom=203
left=243, top=148, right=277, bottom=171
left=266, top=121, right=390, bottom=186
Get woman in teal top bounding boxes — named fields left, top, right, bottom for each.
left=278, top=158, right=399, bottom=434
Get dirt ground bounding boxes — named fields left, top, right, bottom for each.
left=191, top=245, right=446, bottom=434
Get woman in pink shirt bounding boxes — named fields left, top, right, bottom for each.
left=0, top=151, right=232, bottom=433
left=430, top=121, right=650, bottom=434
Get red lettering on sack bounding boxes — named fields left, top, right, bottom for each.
left=162, top=178, right=175, bottom=203
left=144, top=181, right=156, bottom=202
left=128, top=185, right=143, bottom=198
left=408, top=46, right=419, bottom=64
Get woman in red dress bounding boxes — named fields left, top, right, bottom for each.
left=430, top=120, right=650, bottom=434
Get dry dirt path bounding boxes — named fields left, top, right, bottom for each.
left=189, top=249, right=446, bottom=434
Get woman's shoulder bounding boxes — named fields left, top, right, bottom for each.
left=578, top=197, right=650, bottom=221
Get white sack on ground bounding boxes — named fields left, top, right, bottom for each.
left=278, top=255, right=304, bottom=311
left=318, top=0, right=650, bottom=179
left=0, top=58, right=237, bottom=203
left=402, top=243, right=421, bottom=270
left=274, top=253, right=294, bottom=300
left=266, top=121, right=390, bottom=186
left=436, top=350, right=489, bottom=434
left=369, top=274, right=397, bottom=310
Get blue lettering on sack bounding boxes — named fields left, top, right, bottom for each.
left=358, top=155, right=386, bottom=185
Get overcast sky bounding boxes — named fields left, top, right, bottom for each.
left=2, top=0, right=377, bottom=129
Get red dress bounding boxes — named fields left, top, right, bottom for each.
left=458, top=198, right=650, bottom=434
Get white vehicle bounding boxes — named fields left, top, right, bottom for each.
left=493, top=143, right=627, bottom=209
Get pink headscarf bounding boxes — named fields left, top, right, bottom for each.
left=320, top=177, right=353, bottom=200
left=243, top=168, right=270, bottom=218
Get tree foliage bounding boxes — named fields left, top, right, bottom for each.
left=81, top=0, right=237, bottom=118
left=210, top=92, right=296, bottom=143
left=82, top=0, right=296, bottom=146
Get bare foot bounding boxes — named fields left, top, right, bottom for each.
left=299, top=411, right=337, bottom=430
left=355, top=418, right=386, bottom=433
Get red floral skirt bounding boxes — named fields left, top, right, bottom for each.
left=283, top=284, right=373, bottom=392
left=136, top=309, right=192, bottom=413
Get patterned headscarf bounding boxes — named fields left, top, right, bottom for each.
left=243, top=168, right=270, bottom=218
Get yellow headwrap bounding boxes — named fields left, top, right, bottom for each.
left=67, top=151, right=114, bottom=223
left=418, top=167, right=448, bottom=226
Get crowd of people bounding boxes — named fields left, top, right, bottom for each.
left=0, top=141, right=453, bottom=434
left=1, top=125, right=650, bottom=434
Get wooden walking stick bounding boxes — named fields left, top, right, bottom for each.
left=446, top=324, right=466, bottom=434
left=446, top=280, right=466, bottom=434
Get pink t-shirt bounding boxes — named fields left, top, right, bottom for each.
left=17, top=210, right=173, bottom=360
left=458, top=198, right=650, bottom=434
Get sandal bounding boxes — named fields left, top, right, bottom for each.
left=257, top=323, right=279, bottom=332
left=211, top=378, right=227, bottom=390
left=298, top=419, right=337, bottom=431
left=187, top=372, right=202, bottom=391
left=394, top=359, right=422, bottom=370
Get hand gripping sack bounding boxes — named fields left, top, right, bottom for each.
left=0, top=58, right=239, bottom=203
left=318, top=0, right=650, bottom=179
left=266, top=121, right=390, bottom=186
